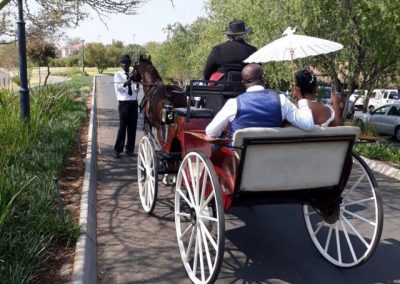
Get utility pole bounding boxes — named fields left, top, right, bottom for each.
left=17, top=0, right=29, bottom=120
left=81, top=39, right=85, bottom=73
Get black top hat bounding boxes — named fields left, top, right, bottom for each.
left=120, top=54, right=131, bottom=63
left=225, top=20, right=251, bottom=35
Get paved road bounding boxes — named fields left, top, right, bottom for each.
left=96, top=75, right=400, bottom=283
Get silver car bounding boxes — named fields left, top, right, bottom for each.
left=354, top=104, right=400, bottom=141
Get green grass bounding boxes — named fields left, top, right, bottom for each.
left=0, top=75, right=91, bottom=283
left=354, top=142, right=400, bottom=167
left=345, top=120, right=400, bottom=166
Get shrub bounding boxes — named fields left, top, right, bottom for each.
left=0, top=76, right=91, bottom=282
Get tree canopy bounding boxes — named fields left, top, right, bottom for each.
left=0, top=0, right=149, bottom=40
left=145, top=0, right=400, bottom=99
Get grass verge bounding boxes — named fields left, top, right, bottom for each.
left=0, top=74, right=92, bottom=283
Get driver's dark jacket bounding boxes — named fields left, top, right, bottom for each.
left=203, top=39, right=257, bottom=80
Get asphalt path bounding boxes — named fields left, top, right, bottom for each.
left=96, top=75, right=400, bottom=283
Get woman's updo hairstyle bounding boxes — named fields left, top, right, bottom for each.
left=295, top=69, right=317, bottom=95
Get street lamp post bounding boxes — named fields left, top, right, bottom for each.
left=17, top=0, right=29, bottom=120
left=81, top=39, right=85, bottom=73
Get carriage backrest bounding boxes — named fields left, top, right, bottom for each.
left=232, top=126, right=360, bottom=192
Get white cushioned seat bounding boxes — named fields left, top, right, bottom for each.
left=232, top=126, right=360, bottom=192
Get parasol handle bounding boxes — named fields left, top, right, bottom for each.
left=290, top=49, right=296, bottom=86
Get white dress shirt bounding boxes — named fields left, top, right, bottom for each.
left=205, top=85, right=314, bottom=137
left=114, top=70, right=138, bottom=101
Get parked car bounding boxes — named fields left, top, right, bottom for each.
left=349, top=89, right=367, bottom=109
left=368, top=89, right=399, bottom=112
left=354, top=104, right=400, bottom=141
left=316, top=86, right=332, bottom=104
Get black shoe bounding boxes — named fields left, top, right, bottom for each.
left=125, top=151, right=134, bottom=156
left=114, top=152, right=121, bottom=158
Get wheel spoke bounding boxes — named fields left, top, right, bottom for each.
left=199, top=214, right=218, bottom=223
left=199, top=168, right=207, bottom=207
left=177, top=187, right=193, bottom=207
left=342, top=172, right=365, bottom=200
left=177, top=212, right=191, bottom=219
left=314, top=221, right=324, bottom=236
left=343, top=209, right=376, bottom=226
left=182, top=170, right=196, bottom=207
left=143, top=180, right=148, bottom=203
left=340, top=216, right=357, bottom=262
left=342, top=197, right=374, bottom=207
left=188, top=157, right=198, bottom=206
left=335, top=223, right=342, bottom=264
left=200, top=223, right=213, bottom=275
left=341, top=212, right=369, bottom=248
left=200, top=220, right=217, bottom=251
left=185, top=226, right=196, bottom=261
left=193, top=229, right=199, bottom=277
left=197, top=229, right=205, bottom=281
left=148, top=181, right=154, bottom=206
left=139, top=152, right=147, bottom=168
left=305, top=210, right=317, bottom=216
left=324, top=226, right=333, bottom=252
left=200, top=191, right=215, bottom=211
left=195, top=156, right=201, bottom=205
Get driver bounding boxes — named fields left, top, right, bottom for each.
left=205, top=64, right=315, bottom=138
left=203, top=20, right=257, bottom=82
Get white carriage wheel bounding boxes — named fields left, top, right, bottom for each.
left=137, top=136, right=158, bottom=214
left=303, top=154, right=383, bottom=267
left=175, top=151, right=225, bottom=284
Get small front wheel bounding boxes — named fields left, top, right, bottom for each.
left=137, top=136, right=158, bottom=214
left=175, top=151, right=225, bottom=284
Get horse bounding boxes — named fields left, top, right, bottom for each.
left=137, top=54, right=187, bottom=144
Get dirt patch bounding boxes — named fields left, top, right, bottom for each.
left=34, top=94, right=91, bottom=283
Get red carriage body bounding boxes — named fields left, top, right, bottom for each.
left=136, top=79, right=383, bottom=284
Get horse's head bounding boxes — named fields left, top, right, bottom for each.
left=138, top=54, right=162, bottom=84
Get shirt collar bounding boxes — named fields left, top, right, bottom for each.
left=247, top=85, right=265, bottom=92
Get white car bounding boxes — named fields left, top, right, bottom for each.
left=368, top=89, right=399, bottom=111
left=354, top=104, right=400, bottom=141
left=349, top=89, right=367, bottom=109
left=316, top=86, right=332, bottom=104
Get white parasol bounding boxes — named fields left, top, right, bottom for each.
left=244, top=27, right=344, bottom=82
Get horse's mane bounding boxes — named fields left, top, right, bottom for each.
left=150, top=67, right=162, bottom=82
left=143, top=59, right=163, bottom=83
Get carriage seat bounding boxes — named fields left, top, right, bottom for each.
left=175, top=107, right=215, bottom=118
left=232, top=126, right=360, bottom=192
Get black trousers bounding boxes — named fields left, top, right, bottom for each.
left=114, top=100, right=138, bottom=153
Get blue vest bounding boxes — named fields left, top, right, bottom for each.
left=231, top=90, right=283, bottom=135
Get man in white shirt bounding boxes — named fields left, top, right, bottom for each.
left=114, top=54, right=139, bottom=158
left=205, top=64, right=314, bottom=138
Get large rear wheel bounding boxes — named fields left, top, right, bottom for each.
left=175, top=151, right=224, bottom=284
left=303, top=154, right=383, bottom=267
left=137, top=136, right=158, bottom=214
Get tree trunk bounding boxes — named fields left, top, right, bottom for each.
left=44, top=65, right=50, bottom=86
left=38, top=61, right=41, bottom=86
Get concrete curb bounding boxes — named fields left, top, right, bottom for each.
left=362, top=156, right=400, bottom=181
left=72, top=76, right=97, bottom=284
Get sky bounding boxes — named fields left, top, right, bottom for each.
left=64, top=0, right=207, bottom=46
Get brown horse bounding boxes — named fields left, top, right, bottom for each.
left=137, top=55, right=187, bottom=144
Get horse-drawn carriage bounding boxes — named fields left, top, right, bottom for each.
left=135, top=56, right=383, bottom=284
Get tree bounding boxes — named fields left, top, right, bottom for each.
left=0, top=0, right=149, bottom=39
left=26, top=34, right=56, bottom=86
left=123, top=43, right=146, bottom=63
left=85, top=43, right=108, bottom=73
left=206, top=0, right=400, bottom=116
left=106, top=40, right=124, bottom=67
